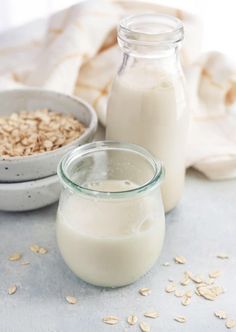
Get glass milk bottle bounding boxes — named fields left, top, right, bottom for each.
left=106, top=14, right=189, bottom=212
left=56, top=141, right=165, bottom=287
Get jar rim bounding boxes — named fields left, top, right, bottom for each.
left=58, top=141, right=164, bottom=199
left=118, top=13, right=184, bottom=47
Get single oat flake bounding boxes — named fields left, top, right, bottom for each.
left=209, top=270, right=221, bottom=278
left=139, top=288, right=151, bottom=296
left=214, top=311, right=227, bottom=319
left=8, top=285, right=17, bottom=295
left=185, top=290, right=193, bottom=297
left=197, top=286, right=223, bottom=301
left=174, top=316, right=187, bottom=323
left=103, top=316, right=119, bottom=325
left=30, top=244, right=40, bottom=253
left=217, top=254, right=229, bottom=259
left=174, top=256, right=186, bottom=264
left=30, top=244, right=48, bottom=255
left=190, top=274, right=203, bottom=284
left=195, top=288, right=201, bottom=296
left=180, top=273, right=190, bottom=286
left=65, top=296, right=77, bottom=304
left=8, top=253, right=22, bottom=261
left=144, top=312, right=160, bottom=319
left=127, top=315, right=138, bottom=325
left=181, top=296, right=191, bottom=306
left=21, top=261, right=30, bottom=266
left=225, top=319, right=236, bottom=329
left=165, top=283, right=176, bottom=293
left=39, top=247, right=48, bottom=255
left=139, top=321, right=150, bottom=332
left=162, top=262, right=170, bottom=267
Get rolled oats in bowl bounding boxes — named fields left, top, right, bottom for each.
left=0, top=109, right=85, bottom=158
left=0, top=89, right=97, bottom=183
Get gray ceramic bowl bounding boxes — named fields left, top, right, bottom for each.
left=0, top=174, right=60, bottom=211
left=0, top=89, right=97, bottom=182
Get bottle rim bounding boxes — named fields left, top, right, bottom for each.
left=118, top=13, right=184, bottom=47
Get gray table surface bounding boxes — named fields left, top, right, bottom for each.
left=0, top=169, right=236, bottom=332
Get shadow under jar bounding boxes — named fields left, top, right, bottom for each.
left=57, top=141, right=165, bottom=287
left=106, top=14, right=189, bottom=212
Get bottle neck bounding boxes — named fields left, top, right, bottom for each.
left=119, top=46, right=181, bottom=76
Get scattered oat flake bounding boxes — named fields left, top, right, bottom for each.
left=217, top=254, right=229, bottom=259
left=180, top=275, right=190, bottom=286
left=214, top=311, right=227, bottom=319
left=139, top=321, right=150, bottom=332
left=139, top=288, right=151, bottom=296
left=162, top=262, right=170, bottom=266
left=181, top=296, right=191, bottom=306
left=226, top=319, right=236, bottom=329
left=186, top=271, right=193, bottom=278
left=190, top=274, right=203, bottom=283
left=8, top=253, right=22, bottom=261
left=213, top=286, right=224, bottom=295
left=65, top=296, right=77, bottom=304
left=103, top=316, right=119, bottom=325
left=21, top=261, right=30, bottom=266
left=30, top=244, right=48, bottom=255
left=174, top=256, right=186, bottom=264
left=8, top=285, right=17, bottom=295
left=175, top=290, right=184, bottom=297
left=209, top=270, right=221, bottom=278
left=206, top=278, right=215, bottom=285
left=165, top=283, right=176, bottom=293
left=199, top=287, right=217, bottom=301
left=30, top=244, right=40, bottom=253
left=127, top=315, right=138, bottom=325
left=174, top=316, right=187, bottom=323
left=195, top=288, right=201, bottom=296
left=184, top=290, right=193, bottom=298
left=144, top=312, right=160, bottom=319
left=39, top=247, right=48, bottom=254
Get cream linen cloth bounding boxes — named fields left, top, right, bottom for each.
left=0, top=0, right=236, bottom=180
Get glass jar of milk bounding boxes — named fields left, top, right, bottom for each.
left=106, top=14, right=189, bottom=212
left=57, top=141, right=165, bottom=287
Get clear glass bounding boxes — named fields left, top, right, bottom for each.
left=56, top=141, right=165, bottom=287
left=106, top=14, right=189, bottom=212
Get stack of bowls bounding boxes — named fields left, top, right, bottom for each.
left=0, top=89, right=97, bottom=211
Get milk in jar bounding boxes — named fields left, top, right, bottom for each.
left=106, top=14, right=189, bottom=212
left=56, top=141, right=165, bottom=287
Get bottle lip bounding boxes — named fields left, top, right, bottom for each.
left=58, top=141, right=164, bottom=199
left=118, top=13, right=184, bottom=47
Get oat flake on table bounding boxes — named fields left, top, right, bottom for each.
left=65, top=296, right=77, bottom=304
left=103, top=316, right=119, bottom=325
left=144, top=312, right=160, bottom=319
left=174, top=316, right=187, bottom=323
left=127, top=315, right=138, bottom=325
left=8, top=285, right=17, bottom=295
left=174, top=256, right=186, bottom=264
left=8, top=252, right=22, bottom=261
left=165, top=283, right=176, bottom=293
left=214, top=310, right=227, bottom=319
left=225, top=319, right=236, bottom=329
left=139, top=288, right=151, bottom=296
left=139, top=321, right=150, bottom=332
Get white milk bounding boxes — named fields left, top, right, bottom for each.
left=106, top=67, right=188, bottom=212
left=57, top=180, right=165, bottom=287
